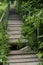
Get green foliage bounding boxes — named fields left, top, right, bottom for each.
left=15, top=0, right=43, bottom=58
left=0, top=2, right=8, bottom=18
left=0, top=2, right=9, bottom=64
left=0, top=21, right=9, bottom=63
left=17, top=37, right=25, bottom=49
left=0, top=0, right=9, bottom=3
left=37, top=62, right=43, bottom=65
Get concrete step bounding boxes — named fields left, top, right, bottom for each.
left=8, top=26, right=22, bottom=31
left=8, top=62, right=42, bottom=65
left=8, top=20, right=22, bottom=24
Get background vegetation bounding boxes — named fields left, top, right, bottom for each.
left=0, top=2, right=8, bottom=18
left=14, top=0, right=43, bottom=58
left=0, top=1, right=9, bottom=63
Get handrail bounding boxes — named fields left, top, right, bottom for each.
left=0, top=3, right=10, bottom=22
left=0, top=9, right=6, bottom=22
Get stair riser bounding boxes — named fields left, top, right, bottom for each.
left=9, top=18, right=20, bottom=20
left=9, top=38, right=25, bottom=39
left=9, top=16, right=20, bottom=18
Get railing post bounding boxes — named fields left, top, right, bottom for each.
left=1, top=19, right=4, bottom=54
left=37, top=25, right=39, bottom=47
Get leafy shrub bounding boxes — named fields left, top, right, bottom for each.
left=0, top=3, right=9, bottom=64
left=0, top=2, right=7, bottom=18
left=15, top=0, right=43, bottom=58
left=0, top=21, right=9, bottom=64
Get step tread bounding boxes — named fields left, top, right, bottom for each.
left=8, top=26, right=22, bottom=31
left=8, top=38, right=27, bottom=44
left=8, top=23, right=22, bottom=25
left=8, top=51, right=36, bottom=55
left=7, top=58, right=43, bottom=63
left=8, top=20, right=23, bottom=24
left=8, top=54, right=37, bottom=59
left=8, top=62, right=42, bottom=65
left=7, top=31, right=21, bottom=34
left=8, top=25, right=22, bottom=27
left=9, top=35, right=24, bottom=39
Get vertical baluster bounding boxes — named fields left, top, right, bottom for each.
left=1, top=19, right=4, bottom=51
left=37, top=25, right=39, bottom=47
left=1, top=18, right=5, bottom=65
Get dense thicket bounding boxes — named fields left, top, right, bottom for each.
left=15, top=0, right=43, bottom=58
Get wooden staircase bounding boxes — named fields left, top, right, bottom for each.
left=7, top=6, right=43, bottom=65
left=8, top=7, right=27, bottom=44
left=8, top=15, right=22, bottom=44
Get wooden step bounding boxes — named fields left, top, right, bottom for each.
left=8, top=22, right=23, bottom=25
left=8, top=50, right=36, bottom=55
left=8, top=20, right=22, bottom=23
left=8, top=26, right=22, bottom=31
left=9, top=14, right=20, bottom=18
left=8, top=54, right=37, bottom=59
left=8, top=24, right=22, bottom=27
left=8, top=31, right=21, bottom=35
left=8, top=38, right=27, bottom=44
left=8, top=62, right=42, bottom=65
left=9, top=18, right=20, bottom=20
left=7, top=58, right=42, bottom=63
left=9, top=35, right=24, bottom=39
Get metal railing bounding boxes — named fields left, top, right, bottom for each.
left=0, top=2, right=10, bottom=65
